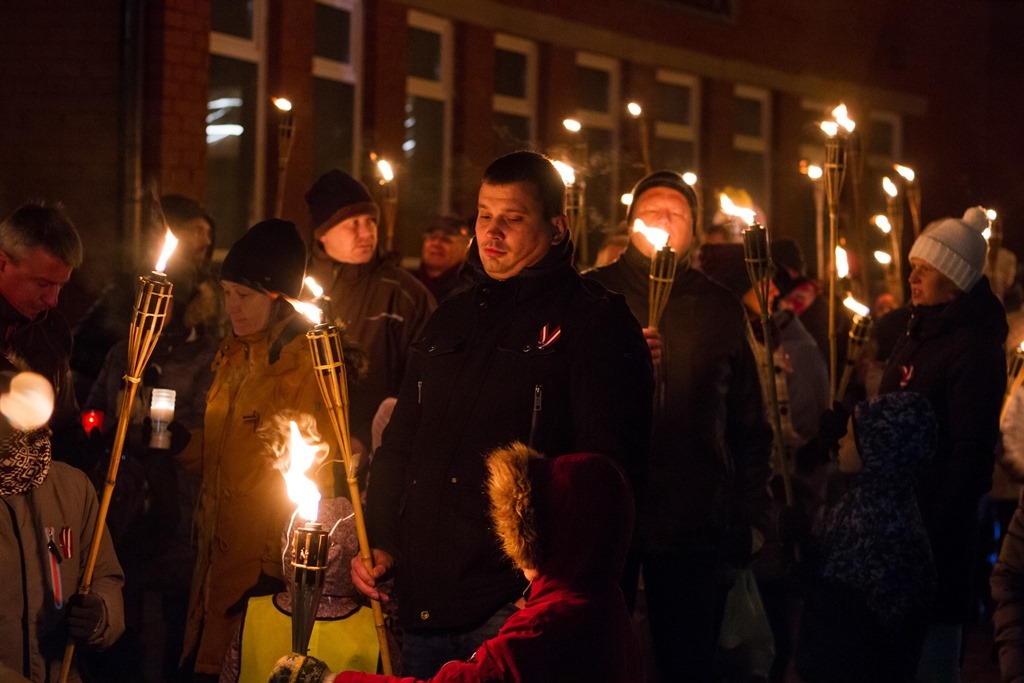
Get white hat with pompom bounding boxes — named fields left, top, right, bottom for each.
left=909, top=206, right=990, bottom=292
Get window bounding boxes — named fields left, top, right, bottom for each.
left=570, top=52, right=620, bottom=264
left=732, top=85, right=771, bottom=215
left=492, top=34, right=536, bottom=156
left=403, top=11, right=453, bottom=245
left=653, top=70, right=699, bottom=174
left=208, top=0, right=264, bottom=251
left=313, top=0, right=361, bottom=178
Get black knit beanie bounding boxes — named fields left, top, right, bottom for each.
left=221, top=219, right=306, bottom=298
left=305, top=169, right=380, bottom=239
left=625, top=170, right=698, bottom=228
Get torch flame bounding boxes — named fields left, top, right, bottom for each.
left=836, top=246, right=849, bottom=279
left=288, top=297, right=323, bottom=325
left=986, top=208, right=998, bottom=221
left=820, top=121, right=839, bottom=137
left=633, top=219, right=669, bottom=251
left=874, top=250, right=893, bottom=265
left=154, top=230, right=179, bottom=273
left=682, top=172, right=698, bottom=186
left=894, top=164, right=915, bottom=182
left=627, top=102, right=642, bottom=118
left=552, top=160, right=576, bottom=186
left=273, top=97, right=293, bottom=112
left=284, top=421, right=321, bottom=522
left=874, top=214, right=892, bottom=234
left=843, top=294, right=870, bottom=318
left=882, top=176, right=898, bottom=198
left=832, top=104, right=856, bottom=133
left=807, top=165, right=823, bottom=180
left=377, top=159, right=394, bottom=183
left=719, top=193, right=756, bottom=226
left=304, top=276, right=324, bottom=299
left=563, top=118, right=582, bottom=133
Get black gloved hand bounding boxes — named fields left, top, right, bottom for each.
left=141, top=417, right=192, bottom=455
left=226, top=572, right=286, bottom=616
left=67, top=593, right=105, bottom=642
left=817, top=401, right=851, bottom=454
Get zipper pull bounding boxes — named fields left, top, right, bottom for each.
left=528, top=385, right=542, bottom=449
left=46, top=528, right=62, bottom=565
left=417, top=380, right=423, bottom=405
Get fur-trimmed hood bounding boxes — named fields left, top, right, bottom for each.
left=486, top=442, right=634, bottom=585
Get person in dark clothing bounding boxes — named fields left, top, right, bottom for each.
left=409, top=216, right=472, bottom=302
left=0, top=203, right=83, bottom=438
left=350, top=151, right=653, bottom=678
left=993, top=490, right=1024, bottom=681
left=585, top=171, right=773, bottom=682
left=877, top=207, right=1007, bottom=682
left=796, top=391, right=937, bottom=683
left=304, top=170, right=436, bottom=457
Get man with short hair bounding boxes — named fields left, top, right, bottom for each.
left=409, top=215, right=471, bottom=302
left=586, top=170, right=773, bottom=682
left=351, top=151, right=653, bottom=678
left=0, top=202, right=83, bottom=427
left=305, top=170, right=436, bottom=455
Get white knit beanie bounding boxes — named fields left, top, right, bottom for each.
left=908, top=206, right=990, bottom=292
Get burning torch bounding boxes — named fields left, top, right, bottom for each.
left=376, top=158, right=398, bottom=253
left=894, top=164, right=921, bottom=239
left=821, top=104, right=855, bottom=404
left=282, top=420, right=332, bottom=656
left=60, top=229, right=178, bottom=682
left=274, top=97, right=295, bottom=217
left=1002, top=342, right=1024, bottom=428
left=302, top=281, right=393, bottom=675
left=836, top=295, right=873, bottom=403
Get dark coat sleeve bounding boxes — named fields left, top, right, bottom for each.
left=993, top=495, right=1024, bottom=682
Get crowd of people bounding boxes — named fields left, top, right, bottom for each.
left=2, top=149, right=1024, bottom=683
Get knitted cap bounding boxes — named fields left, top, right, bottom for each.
left=305, top=169, right=379, bottom=238
left=698, top=243, right=751, bottom=298
left=221, top=219, right=306, bottom=298
left=626, top=170, right=698, bottom=228
left=908, top=206, right=989, bottom=292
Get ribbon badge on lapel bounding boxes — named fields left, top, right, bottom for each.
left=899, top=364, right=914, bottom=389
left=537, top=324, right=562, bottom=350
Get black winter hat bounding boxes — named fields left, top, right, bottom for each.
left=305, top=169, right=380, bottom=238
left=625, top=170, right=699, bottom=228
left=221, top=219, right=306, bottom=298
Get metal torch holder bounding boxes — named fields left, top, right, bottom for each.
left=60, top=273, right=173, bottom=683
left=648, top=246, right=677, bottom=331
left=836, top=314, right=873, bottom=404
left=306, top=322, right=393, bottom=674
left=291, top=522, right=331, bottom=655
left=824, top=134, right=848, bottom=403
left=381, top=181, right=398, bottom=253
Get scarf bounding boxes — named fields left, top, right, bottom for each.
left=0, top=426, right=53, bottom=496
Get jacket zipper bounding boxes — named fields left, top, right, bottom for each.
left=528, top=385, right=542, bottom=449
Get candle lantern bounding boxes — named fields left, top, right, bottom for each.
left=149, top=388, right=176, bottom=449
left=306, top=320, right=393, bottom=674
left=291, top=521, right=331, bottom=655
left=61, top=230, right=178, bottom=682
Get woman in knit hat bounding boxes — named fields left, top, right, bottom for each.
left=177, top=219, right=349, bottom=680
left=874, top=207, right=1007, bottom=682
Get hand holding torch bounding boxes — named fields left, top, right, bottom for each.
left=60, top=230, right=178, bottom=682
left=304, top=302, right=393, bottom=675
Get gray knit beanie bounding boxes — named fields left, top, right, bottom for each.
left=908, top=206, right=989, bottom=292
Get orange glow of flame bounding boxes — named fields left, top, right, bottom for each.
left=807, top=165, right=823, bottom=180
left=836, top=246, right=849, bottom=279
left=832, top=104, right=855, bottom=132
left=155, top=230, right=179, bottom=273
left=873, top=214, right=892, bottom=234
left=304, top=276, right=324, bottom=299
left=377, top=159, right=394, bottom=183
left=894, top=164, right=915, bottom=182
left=552, top=160, right=575, bottom=186
left=843, top=293, right=870, bottom=318
left=633, top=219, right=669, bottom=251
left=287, top=297, right=323, bottom=325
left=284, top=421, right=321, bottom=522
left=882, top=177, right=898, bottom=198
left=719, top=193, right=756, bottom=226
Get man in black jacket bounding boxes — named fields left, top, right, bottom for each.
left=586, top=171, right=774, bottom=682
left=351, top=151, right=653, bottom=678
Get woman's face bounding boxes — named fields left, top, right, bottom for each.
left=908, top=257, right=961, bottom=306
left=222, top=280, right=273, bottom=337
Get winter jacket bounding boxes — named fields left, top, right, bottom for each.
left=879, top=275, right=1007, bottom=622
left=179, top=310, right=340, bottom=675
left=366, top=238, right=652, bottom=632
left=993, top=491, right=1024, bottom=681
left=337, top=450, right=643, bottom=683
left=0, top=461, right=125, bottom=683
left=307, top=247, right=436, bottom=452
left=585, top=242, right=773, bottom=556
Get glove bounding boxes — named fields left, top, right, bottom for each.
left=817, top=401, right=851, bottom=454
left=141, top=417, right=192, bottom=455
left=67, top=593, right=105, bottom=642
left=269, top=654, right=334, bottom=683
left=226, top=572, right=286, bottom=616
